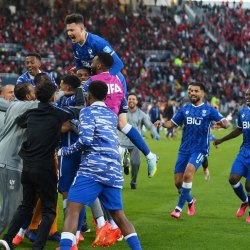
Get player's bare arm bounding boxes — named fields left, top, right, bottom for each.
left=213, top=127, right=242, bottom=147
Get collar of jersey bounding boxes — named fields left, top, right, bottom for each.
left=191, top=102, right=204, bottom=108
left=91, top=101, right=106, bottom=107
left=28, top=69, right=42, bottom=79
left=78, top=32, right=89, bottom=46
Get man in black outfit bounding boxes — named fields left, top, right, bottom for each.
left=0, top=80, right=74, bottom=250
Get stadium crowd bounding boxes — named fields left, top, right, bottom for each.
left=1, top=1, right=250, bottom=249
left=0, top=0, right=249, bottom=108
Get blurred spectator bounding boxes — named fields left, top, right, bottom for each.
left=149, top=99, right=163, bottom=134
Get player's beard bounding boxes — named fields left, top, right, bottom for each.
left=190, top=96, right=200, bottom=105
left=91, top=66, right=97, bottom=76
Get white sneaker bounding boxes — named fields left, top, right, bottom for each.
left=204, top=169, right=210, bottom=181
left=147, top=153, right=158, bottom=178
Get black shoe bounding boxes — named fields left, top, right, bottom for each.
left=48, top=231, right=61, bottom=241
left=123, top=150, right=130, bottom=175
left=124, top=165, right=130, bottom=175
left=25, top=230, right=37, bottom=242
left=81, top=222, right=91, bottom=233
left=0, top=239, right=15, bottom=250
left=130, top=183, right=137, bottom=189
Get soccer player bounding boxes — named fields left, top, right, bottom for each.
left=0, top=83, right=37, bottom=235
left=0, top=80, right=74, bottom=250
left=76, top=66, right=91, bottom=85
left=213, top=88, right=250, bottom=222
left=119, top=93, right=160, bottom=189
left=65, top=14, right=122, bottom=74
left=74, top=66, right=91, bottom=107
left=16, top=52, right=56, bottom=86
left=84, top=52, right=158, bottom=177
left=155, top=82, right=229, bottom=218
left=57, top=74, right=86, bottom=244
left=57, top=74, right=123, bottom=247
left=58, top=80, right=142, bottom=250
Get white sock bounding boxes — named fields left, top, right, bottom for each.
left=18, top=228, right=27, bottom=238
left=61, top=232, right=75, bottom=246
left=109, top=219, right=118, bottom=229
left=75, top=230, right=80, bottom=240
left=63, top=199, right=67, bottom=209
left=121, top=124, right=132, bottom=134
left=96, top=216, right=106, bottom=228
left=146, top=152, right=154, bottom=160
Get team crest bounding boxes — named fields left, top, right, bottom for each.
left=202, top=110, right=207, bottom=117
left=185, top=111, right=189, bottom=114
left=88, top=48, right=94, bottom=58
left=242, top=114, right=245, bottom=118
left=81, top=60, right=90, bottom=67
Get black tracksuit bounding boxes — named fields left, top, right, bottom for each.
left=4, top=102, right=74, bottom=250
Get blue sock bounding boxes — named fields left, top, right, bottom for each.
left=59, top=238, right=72, bottom=250
left=177, top=182, right=192, bottom=210
left=77, top=207, right=86, bottom=231
left=60, top=232, right=75, bottom=250
left=125, top=234, right=142, bottom=250
left=232, top=182, right=247, bottom=202
left=248, top=195, right=250, bottom=208
left=123, top=126, right=150, bottom=156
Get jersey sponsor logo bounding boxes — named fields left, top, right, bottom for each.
left=107, top=83, right=122, bottom=94
left=242, top=121, right=250, bottom=129
left=103, top=46, right=112, bottom=54
left=186, top=117, right=202, bottom=125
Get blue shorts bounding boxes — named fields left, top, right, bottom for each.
left=58, top=152, right=81, bottom=193
left=68, top=175, right=123, bottom=210
left=174, top=152, right=206, bottom=174
left=230, top=152, right=248, bottom=178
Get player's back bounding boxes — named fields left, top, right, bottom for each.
left=90, top=72, right=124, bottom=114
left=78, top=104, right=123, bottom=188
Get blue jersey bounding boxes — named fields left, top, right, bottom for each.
left=238, top=106, right=250, bottom=153
left=56, top=95, right=79, bottom=147
left=56, top=95, right=76, bottom=107
left=172, top=103, right=224, bottom=155
left=16, top=71, right=56, bottom=86
left=72, top=32, right=124, bottom=75
left=61, top=101, right=123, bottom=188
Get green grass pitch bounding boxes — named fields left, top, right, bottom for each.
left=5, top=127, right=250, bottom=250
